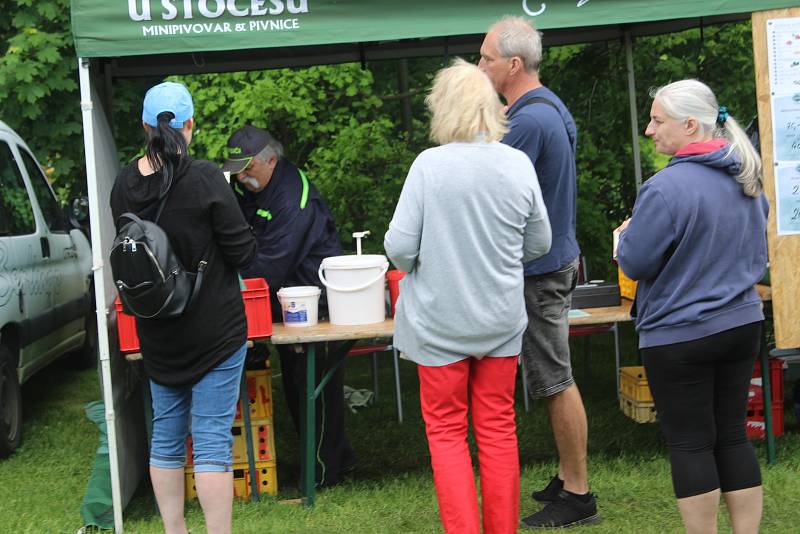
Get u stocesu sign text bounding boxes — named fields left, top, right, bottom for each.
left=127, top=0, right=309, bottom=36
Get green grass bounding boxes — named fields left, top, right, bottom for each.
left=2, top=323, right=799, bottom=533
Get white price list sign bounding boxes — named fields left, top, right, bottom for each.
left=767, top=17, right=800, bottom=235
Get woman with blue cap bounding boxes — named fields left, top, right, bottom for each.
left=110, top=81, right=256, bottom=534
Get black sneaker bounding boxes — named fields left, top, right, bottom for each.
left=532, top=475, right=564, bottom=503
left=521, top=490, right=601, bottom=529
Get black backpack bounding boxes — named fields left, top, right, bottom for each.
left=110, top=184, right=207, bottom=319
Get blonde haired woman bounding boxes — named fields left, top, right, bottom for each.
left=384, top=59, right=551, bottom=534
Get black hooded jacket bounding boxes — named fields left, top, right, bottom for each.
left=111, top=156, right=257, bottom=386
left=234, top=158, right=341, bottom=317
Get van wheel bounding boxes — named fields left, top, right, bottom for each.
left=0, top=346, right=22, bottom=458
left=69, top=284, right=98, bottom=370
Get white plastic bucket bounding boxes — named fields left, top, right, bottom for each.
left=318, top=254, right=389, bottom=325
left=276, top=286, right=321, bottom=327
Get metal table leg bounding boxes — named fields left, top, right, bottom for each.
left=614, top=323, right=621, bottom=401
left=300, top=340, right=357, bottom=506
left=762, top=343, right=775, bottom=465
left=392, top=348, right=404, bottom=423
left=240, top=369, right=260, bottom=501
left=302, top=343, right=316, bottom=506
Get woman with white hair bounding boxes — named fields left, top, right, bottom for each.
left=616, top=79, right=768, bottom=534
left=384, top=59, right=551, bottom=534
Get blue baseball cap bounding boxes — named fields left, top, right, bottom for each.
left=142, top=82, right=194, bottom=128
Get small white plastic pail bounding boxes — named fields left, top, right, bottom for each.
left=318, top=254, right=389, bottom=325
left=276, top=286, right=321, bottom=327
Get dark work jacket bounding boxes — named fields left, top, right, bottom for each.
left=111, top=156, right=257, bottom=386
left=234, top=158, right=341, bottom=318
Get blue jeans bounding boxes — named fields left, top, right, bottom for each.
left=149, top=343, right=247, bottom=473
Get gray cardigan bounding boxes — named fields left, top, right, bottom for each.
left=384, top=141, right=551, bottom=367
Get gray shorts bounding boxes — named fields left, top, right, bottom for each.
left=521, top=257, right=579, bottom=399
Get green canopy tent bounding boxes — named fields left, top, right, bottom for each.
left=70, top=1, right=798, bottom=531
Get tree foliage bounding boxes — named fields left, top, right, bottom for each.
left=0, top=0, right=81, bottom=201
left=535, top=23, right=758, bottom=278
left=1, top=3, right=760, bottom=271
left=174, top=66, right=418, bottom=253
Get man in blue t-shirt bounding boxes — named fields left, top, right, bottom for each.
left=480, top=16, right=598, bottom=529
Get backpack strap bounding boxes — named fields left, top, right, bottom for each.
left=189, top=255, right=209, bottom=306
left=509, top=96, right=576, bottom=151
left=153, top=192, right=170, bottom=224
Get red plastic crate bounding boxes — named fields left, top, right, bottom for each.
left=114, top=278, right=272, bottom=352
left=745, top=404, right=784, bottom=440
left=115, top=297, right=140, bottom=353
left=748, top=358, right=784, bottom=409
left=387, top=270, right=406, bottom=318
left=242, top=278, right=272, bottom=339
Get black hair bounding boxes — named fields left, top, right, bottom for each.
left=145, top=111, right=188, bottom=196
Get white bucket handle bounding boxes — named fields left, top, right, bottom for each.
left=318, top=262, right=389, bottom=293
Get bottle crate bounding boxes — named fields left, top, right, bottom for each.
left=185, top=460, right=278, bottom=499
left=114, top=277, right=271, bottom=353
left=185, top=418, right=275, bottom=466
left=745, top=404, right=784, bottom=440
left=619, top=366, right=652, bottom=402
left=235, top=369, right=273, bottom=423
left=618, top=266, right=637, bottom=300
left=748, top=358, right=785, bottom=409
left=619, top=393, right=657, bottom=423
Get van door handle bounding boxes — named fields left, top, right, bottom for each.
left=40, top=236, right=50, bottom=258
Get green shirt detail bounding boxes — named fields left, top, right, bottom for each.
left=256, top=209, right=272, bottom=220
left=299, top=170, right=309, bottom=210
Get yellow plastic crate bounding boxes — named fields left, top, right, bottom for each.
left=619, top=366, right=652, bottom=402
left=235, top=369, right=273, bottom=423
left=231, top=420, right=276, bottom=464
left=185, top=460, right=278, bottom=500
left=619, top=394, right=657, bottom=424
left=185, top=419, right=276, bottom=466
left=618, top=266, right=638, bottom=300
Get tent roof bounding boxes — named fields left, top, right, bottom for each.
left=72, top=1, right=798, bottom=76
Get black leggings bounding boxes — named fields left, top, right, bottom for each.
left=640, top=321, right=762, bottom=499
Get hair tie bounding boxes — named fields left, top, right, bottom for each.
left=717, top=106, right=729, bottom=125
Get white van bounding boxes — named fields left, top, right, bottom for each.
left=0, top=120, right=95, bottom=458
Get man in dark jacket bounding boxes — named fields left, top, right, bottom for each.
left=223, top=125, right=354, bottom=487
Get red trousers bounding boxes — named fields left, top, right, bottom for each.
left=418, top=356, right=520, bottom=534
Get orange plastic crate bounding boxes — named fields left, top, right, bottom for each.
left=115, top=297, right=140, bottom=353
left=115, top=278, right=272, bottom=352
left=242, top=278, right=272, bottom=339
